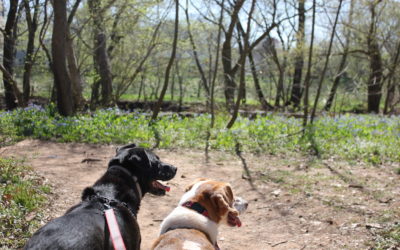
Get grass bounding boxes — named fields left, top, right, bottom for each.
left=0, top=104, right=399, bottom=164
left=374, top=223, right=400, bottom=250
left=0, top=158, right=50, bottom=249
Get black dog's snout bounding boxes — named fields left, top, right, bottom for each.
left=158, top=163, right=177, bottom=181
left=169, top=164, right=177, bottom=174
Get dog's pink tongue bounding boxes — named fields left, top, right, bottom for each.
left=235, top=216, right=242, bottom=227
left=154, top=181, right=170, bottom=192
left=229, top=212, right=242, bottom=227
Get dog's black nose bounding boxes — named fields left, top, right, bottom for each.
left=170, top=165, right=177, bottom=174
left=156, top=163, right=178, bottom=181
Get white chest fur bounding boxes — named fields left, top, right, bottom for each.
left=159, top=206, right=218, bottom=244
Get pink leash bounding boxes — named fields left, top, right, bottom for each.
left=105, top=209, right=127, bottom=250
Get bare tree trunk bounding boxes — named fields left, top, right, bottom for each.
left=66, top=0, right=84, bottom=109
left=324, top=0, right=354, bottom=112
left=137, top=69, right=146, bottom=101
left=176, top=60, right=184, bottom=111
left=248, top=50, right=273, bottom=111
left=205, top=0, right=224, bottom=162
left=221, top=0, right=245, bottom=110
left=88, top=0, right=113, bottom=107
left=90, top=80, right=101, bottom=109
left=66, top=34, right=84, bottom=109
left=235, top=24, right=245, bottom=103
left=52, top=0, right=74, bottom=116
left=2, top=0, right=21, bottom=109
left=223, top=0, right=280, bottom=111
left=288, top=0, right=305, bottom=108
left=22, top=0, right=39, bottom=103
left=227, top=0, right=256, bottom=129
left=267, top=36, right=285, bottom=107
left=236, top=21, right=273, bottom=111
left=310, top=0, right=343, bottom=124
left=383, top=41, right=400, bottom=114
left=38, top=0, right=55, bottom=103
left=366, top=0, right=383, bottom=113
left=107, top=2, right=128, bottom=60
left=38, top=0, right=52, bottom=72
left=276, top=69, right=285, bottom=107
left=384, top=79, right=396, bottom=114
left=115, top=22, right=161, bottom=100
left=184, top=0, right=210, bottom=103
left=151, top=0, right=179, bottom=121
left=210, top=0, right=224, bottom=119
left=170, top=71, right=175, bottom=101
left=302, top=0, right=316, bottom=128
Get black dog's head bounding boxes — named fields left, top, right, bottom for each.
left=108, top=143, right=177, bottom=196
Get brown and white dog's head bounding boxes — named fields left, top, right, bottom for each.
left=179, top=178, right=247, bottom=227
left=154, top=178, right=248, bottom=249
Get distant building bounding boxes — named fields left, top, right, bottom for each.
left=252, top=37, right=280, bottom=74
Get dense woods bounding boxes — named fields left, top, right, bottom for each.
left=0, top=0, right=399, bottom=120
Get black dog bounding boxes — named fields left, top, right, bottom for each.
left=24, top=143, right=177, bottom=250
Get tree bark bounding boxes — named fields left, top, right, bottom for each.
left=221, top=0, right=245, bottom=110
left=248, top=48, right=273, bottom=111
left=267, top=37, right=285, bottom=107
left=310, top=0, right=343, bottom=124
left=137, top=69, right=146, bottom=101
left=22, top=0, right=39, bottom=103
left=302, top=0, right=316, bottom=128
left=176, top=60, right=184, bottom=111
left=383, top=41, right=400, bottom=114
left=324, top=0, right=354, bottom=112
left=366, top=0, right=383, bottom=113
left=236, top=21, right=273, bottom=110
left=38, top=0, right=52, bottom=73
left=3, top=0, right=21, bottom=109
left=151, top=0, right=179, bottom=121
left=52, top=0, right=74, bottom=116
left=226, top=0, right=256, bottom=129
left=66, top=0, right=84, bottom=109
left=184, top=0, right=210, bottom=105
left=88, top=0, right=113, bottom=107
left=288, top=0, right=305, bottom=108
left=114, top=22, right=161, bottom=100
left=66, top=33, right=84, bottom=109
left=384, top=78, right=396, bottom=114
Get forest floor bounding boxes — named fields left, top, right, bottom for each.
left=2, top=139, right=399, bottom=249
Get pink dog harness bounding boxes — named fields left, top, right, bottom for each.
left=105, top=208, right=127, bottom=250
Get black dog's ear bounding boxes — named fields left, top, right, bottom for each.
left=127, top=150, right=151, bottom=169
left=109, top=147, right=152, bottom=170
left=109, top=149, right=130, bottom=167
left=116, top=143, right=137, bottom=154
left=81, top=187, right=96, bottom=200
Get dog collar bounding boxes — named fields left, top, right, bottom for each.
left=181, top=201, right=209, bottom=218
left=108, top=165, right=142, bottom=198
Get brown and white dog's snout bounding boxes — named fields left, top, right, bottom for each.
left=234, top=196, right=248, bottom=214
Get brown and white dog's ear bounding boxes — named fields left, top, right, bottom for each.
left=210, top=185, right=238, bottom=216
left=209, top=184, right=243, bottom=227
left=184, top=178, right=208, bottom=192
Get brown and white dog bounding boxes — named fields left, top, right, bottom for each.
left=152, top=178, right=248, bottom=250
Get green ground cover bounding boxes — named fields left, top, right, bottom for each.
left=0, top=158, right=50, bottom=249
left=0, top=105, right=399, bottom=164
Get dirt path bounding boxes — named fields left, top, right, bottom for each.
left=2, top=140, right=399, bottom=249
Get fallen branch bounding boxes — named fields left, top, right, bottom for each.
left=81, top=158, right=101, bottom=163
